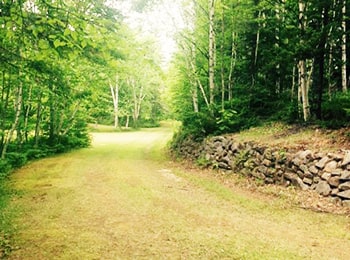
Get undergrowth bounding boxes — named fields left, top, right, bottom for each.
left=0, top=175, right=16, bottom=259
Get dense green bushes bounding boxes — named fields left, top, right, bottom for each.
left=0, top=122, right=90, bottom=180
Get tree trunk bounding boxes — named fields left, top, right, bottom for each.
left=191, top=78, right=199, bottom=113
left=342, top=0, right=347, bottom=92
left=0, top=71, right=11, bottom=149
left=48, top=82, right=56, bottom=144
left=228, top=31, right=236, bottom=101
left=252, top=9, right=262, bottom=87
left=23, top=85, right=33, bottom=142
left=315, top=4, right=329, bottom=119
left=189, top=44, right=199, bottom=113
left=208, top=0, right=216, bottom=105
left=298, top=0, right=311, bottom=122
left=189, top=46, right=210, bottom=109
left=220, top=5, right=225, bottom=110
left=130, top=78, right=145, bottom=127
left=34, top=89, right=43, bottom=147
left=110, top=75, right=119, bottom=128
left=1, top=83, right=23, bottom=159
left=125, top=115, right=130, bottom=128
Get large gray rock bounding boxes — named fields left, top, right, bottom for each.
left=309, top=165, right=319, bottom=175
left=303, top=177, right=313, bottom=185
left=324, top=160, right=338, bottom=172
left=341, top=151, right=350, bottom=166
left=299, top=164, right=309, bottom=174
left=262, top=159, right=272, bottom=167
left=251, top=170, right=265, bottom=180
left=315, top=181, right=331, bottom=196
left=218, top=162, right=230, bottom=170
left=328, top=176, right=340, bottom=187
left=292, top=157, right=302, bottom=167
left=315, top=156, right=331, bottom=169
left=340, top=171, right=350, bottom=181
left=321, top=172, right=331, bottom=181
left=337, top=190, right=350, bottom=200
left=296, top=150, right=313, bottom=161
left=339, top=181, right=350, bottom=191
left=284, top=172, right=309, bottom=190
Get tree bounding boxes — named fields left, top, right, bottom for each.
left=169, top=0, right=350, bottom=139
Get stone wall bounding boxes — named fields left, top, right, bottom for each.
left=175, top=135, right=350, bottom=207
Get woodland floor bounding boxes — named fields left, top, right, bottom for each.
left=3, top=123, right=350, bottom=259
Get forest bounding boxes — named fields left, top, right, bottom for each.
left=1, top=0, right=350, bottom=174
left=0, top=0, right=165, bottom=174
left=169, top=0, right=350, bottom=143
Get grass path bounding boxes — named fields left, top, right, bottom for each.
left=5, top=126, right=350, bottom=259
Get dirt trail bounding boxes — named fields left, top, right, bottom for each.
left=7, top=127, right=350, bottom=259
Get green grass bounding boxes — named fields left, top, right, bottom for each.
left=0, top=179, right=17, bottom=258
left=3, top=125, right=350, bottom=259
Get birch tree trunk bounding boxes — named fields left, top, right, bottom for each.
left=23, top=85, right=33, bottom=142
left=130, top=78, right=145, bottom=127
left=187, top=42, right=210, bottom=109
left=189, top=43, right=199, bottom=112
left=342, top=0, right=347, bottom=92
left=0, top=71, right=11, bottom=148
left=208, top=0, right=216, bottom=105
left=298, top=0, right=311, bottom=121
left=251, top=9, right=262, bottom=87
left=1, top=82, right=23, bottom=159
left=228, top=31, right=236, bottom=101
left=110, top=75, right=119, bottom=128
left=220, top=5, right=225, bottom=110
left=34, top=90, right=43, bottom=147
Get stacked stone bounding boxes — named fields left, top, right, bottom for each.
left=177, top=135, right=350, bottom=207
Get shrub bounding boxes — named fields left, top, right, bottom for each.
left=6, top=153, right=27, bottom=168
left=26, top=148, right=48, bottom=160
left=0, top=159, right=11, bottom=180
left=321, top=93, right=350, bottom=129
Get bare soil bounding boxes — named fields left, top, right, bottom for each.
left=5, top=126, right=350, bottom=259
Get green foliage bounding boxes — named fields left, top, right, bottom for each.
left=321, top=93, right=350, bottom=129
left=168, top=0, right=350, bottom=147
left=196, top=156, right=212, bottom=168
left=216, top=109, right=238, bottom=133
left=25, top=149, right=49, bottom=160
left=5, top=153, right=27, bottom=169
left=0, top=160, right=11, bottom=180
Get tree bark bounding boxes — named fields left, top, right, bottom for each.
left=208, top=0, right=216, bottom=105
left=342, top=0, right=347, bottom=92
left=189, top=43, right=199, bottom=112
left=130, top=78, right=145, bottom=127
left=1, top=82, right=23, bottom=159
left=48, top=81, right=56, bottom=144
left=315, top=4, right=329, bottom=119
left=298, top=0, right=311, bottom=122
left=34, top=89, right=43, bottom=147
left=188, top=45, right=210, bottom=109
left=228, top=31, right=236, bottom=101
left=220, top=5, right=225, bottom=110
left=251, top=9, right=262, bottom=87
left=0, top=71, right=11, bottom=148
left=110, top=75, right=119, bottom=128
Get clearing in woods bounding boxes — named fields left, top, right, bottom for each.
left=5, top=125, right=350, bottom=259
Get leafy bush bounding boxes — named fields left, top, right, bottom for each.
left=0, top=160, right=11, bottom=180
left=321, top=93, right=350, bottom=129
left=5, top=153, right=27, bottom=168
left=26, top=148, right=49, bottom=160
left=273, top=99, right=301, bottom=123
left=181, top=110, right=217, bottom=140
